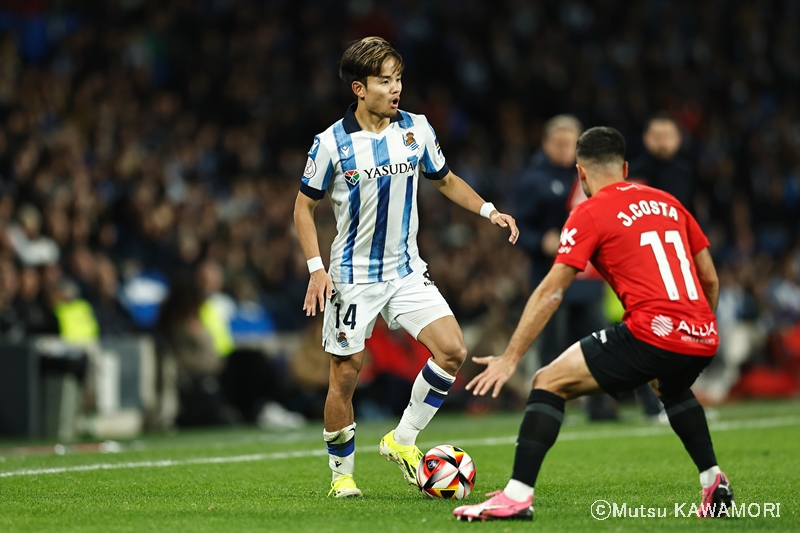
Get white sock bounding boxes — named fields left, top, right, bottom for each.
left=394, top=359, right=455, bottom=446
left=504, top=479, right=534, bottom=502
left=323, top=422, right=356, bottom=479
left=699, top=465, right=721, bottom=488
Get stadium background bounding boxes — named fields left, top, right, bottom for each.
left=1, top=0, right=800, bottom=436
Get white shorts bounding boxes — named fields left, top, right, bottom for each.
left=322, top=268, right=454, bottom=356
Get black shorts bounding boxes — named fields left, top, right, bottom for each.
left=580, top=323, right=714, bottom=400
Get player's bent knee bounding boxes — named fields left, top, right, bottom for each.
left=440, top=341, right=467, bottom=370
left=452, top=342, right=468, bottom=364
left=531, top=367, right=558, bottom=392
left=531, top=366, right=580, bottom=400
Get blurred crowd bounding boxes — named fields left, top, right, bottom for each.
left=1, top=0, right=800, bottom=424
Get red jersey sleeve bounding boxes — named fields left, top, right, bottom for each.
left=554, top=204, right=599, bottom=272
left=685, top=209, right=710, bottom=255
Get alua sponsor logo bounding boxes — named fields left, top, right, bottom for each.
left=676, top=319, right=717, bottom=337
left=651, top=316, right=718, bottom=339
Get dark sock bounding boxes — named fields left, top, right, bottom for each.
left=661, top=389, right=718, bottom=471
left=511, top=389, right=566, bottom=487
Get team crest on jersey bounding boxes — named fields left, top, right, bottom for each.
left=337, top=331, right=349, bottom=348
left=404, top=132, right=419, bottom=150
left=344, top=169, right=361, bottom=186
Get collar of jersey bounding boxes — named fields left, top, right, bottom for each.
left=343, top=102, right=403, bottom=134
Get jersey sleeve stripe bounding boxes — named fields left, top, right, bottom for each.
left=300, top=182, right=325, bottom=200
left=421, top=160, right=450, bottom=180
left=397, top=110, right=414, bottom=129
left=368, top=137, right=392, bottom=282
left=321, top=159, right=334, bottom=190
left=300, top=159, right=334, bottom=198
left=333, top=121, right=356, bottom=174
left=334, top=121, right=359, bottom=284
left=308, top=135, right=322, bottom=158
left=397, top=173, right=415, bottom=277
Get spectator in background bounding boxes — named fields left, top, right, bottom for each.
left=0, top=259, right=21, bottom=337
left=226, top=273, right=276, bottom=341
left=156, top=273, right=305, bottom=429
left=0, top=0, right=798, bottom=408
left=629, top=115, right=695, bottom=213
left=89, top=255, right=138, bottom=336
left=48, top=277, right=100, bottom=344
left=196, top=259, right=235, bottom=358
left=67, top=245, right=98, bottom=301
left=510, top=115, right=662, bottom=420
left=12, top=266, right=58, bottom=336
left=509, top=115, right=616, bottom=420
left=7, top=204, right=59, bottom=266
left=694, top=262, right=764, bottom=402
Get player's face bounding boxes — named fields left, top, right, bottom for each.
left=543, top=128, right=580, bottom=168
left=644, top=120, right=681, bottom=160
left=361, top=57, right=402, bottom=118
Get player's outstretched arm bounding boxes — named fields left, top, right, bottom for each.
left=693, top=247, right=719, bottom=313
left=294, top=192, right=333, bottom=316
left=432, top=171, right=519, bottom=244
left=467, top=263, right=578, bottom=397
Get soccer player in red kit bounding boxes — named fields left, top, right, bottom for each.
left=453, top=127, right=733, bottom=522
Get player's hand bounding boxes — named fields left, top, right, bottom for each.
left=466, top=354, right=518, bottom=398
left=303, top=269, right=333, bottom=316
left=489, top=211, right=519, bottom=244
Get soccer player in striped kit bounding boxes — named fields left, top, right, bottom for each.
left=294, top=36, right=519, bottom=498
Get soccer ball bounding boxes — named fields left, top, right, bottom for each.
left=416, top=445, right=476, bottom=499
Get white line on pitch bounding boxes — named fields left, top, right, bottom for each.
left=1, top=415, right=798, bottom=479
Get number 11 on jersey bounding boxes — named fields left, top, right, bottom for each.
left=640, top=230, right=699, bottom=301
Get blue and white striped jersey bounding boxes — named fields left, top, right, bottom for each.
left=301, top=104, right=450, bottom=284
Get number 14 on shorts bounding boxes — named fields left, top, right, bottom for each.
left=335, top=303, right=357, bottom=329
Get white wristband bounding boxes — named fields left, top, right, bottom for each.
left=480, top=202, right=497, bottom=219
left=307, top=256, right=324, bottom=273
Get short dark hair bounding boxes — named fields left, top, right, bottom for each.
left=339, top=36, right=404, bottom=87
left=575, top=127, right=626, bottom=165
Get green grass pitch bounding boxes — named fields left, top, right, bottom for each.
left=1, top=400, right=798, bottom=532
